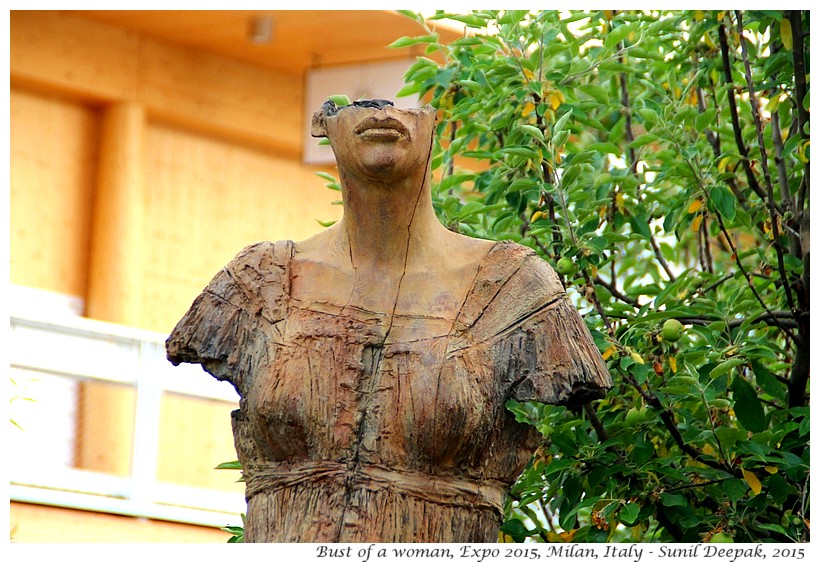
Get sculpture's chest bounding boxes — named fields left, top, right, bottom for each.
left=245, top=305, right=498, bottom=471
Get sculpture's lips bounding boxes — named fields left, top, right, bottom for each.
left=354, top=116, right=408, bottom=139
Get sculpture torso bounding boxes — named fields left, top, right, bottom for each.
left=167, top=238, right=610, bottom=542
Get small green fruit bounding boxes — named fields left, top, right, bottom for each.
left=662, top=319, right=683, bottom=342
left=625, top=407, right=646, bottom=426
left=328, top=94, right=351, bottom=107
left=709, top=532, right=733, bottom=543
left=556, top=257, right=574, bottom=276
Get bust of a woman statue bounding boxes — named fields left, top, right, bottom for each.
left=166, top=99, right=611, bottom=542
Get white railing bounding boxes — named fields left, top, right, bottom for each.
left=8, top=311, right=244, bottom=529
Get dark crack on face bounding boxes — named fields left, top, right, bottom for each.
left=322, top=98, right=395, bottom=117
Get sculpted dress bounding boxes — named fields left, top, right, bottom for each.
left=166, top=239, right=610, bottom=542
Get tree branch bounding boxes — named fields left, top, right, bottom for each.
left=582, top=269, right=615, bottom=336
left=620, top=370, right=738, bottom=477
left=736, top=11, right=795, bottom=313
left=787, top=310, right=810, bottom=408
left=583, top=402, right=609, bottom=442
left=699, top=273, right=733, bottom=295
left=606, top=311, right=797, bottom=330
left=716, top=18, right=769, bottom=205
left=788, top=11, right=810, bottom=157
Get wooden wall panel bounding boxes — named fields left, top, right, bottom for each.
left=138, top=39, right=304, bottom=156
left=9, top=11, right=139, bottom=102
left=10, top=11, right=304, bottom=155
left=141, top=122, right=342, bottom=333
left=10, top=88, right=99, bottom=298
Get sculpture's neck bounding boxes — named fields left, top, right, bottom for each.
left=337, top=168, right=442, bottom=272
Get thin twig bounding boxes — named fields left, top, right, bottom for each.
left=665, top=477, right=733, bottom=493
left=649, top=232, right=677, bottom=281
left=769, top=94, right=792, bottom=211
left=714, top=213, right=797, bottom=344
left=605, top=311, right=796, bottom=330
left=699, top=273, right=733, bottom=295
left=594, top=275, right=639, bottom=307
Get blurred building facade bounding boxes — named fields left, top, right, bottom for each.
left=9, top=10, right=455, bottom=542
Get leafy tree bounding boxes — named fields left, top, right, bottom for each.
left=391, top=9, right=809, bottom=543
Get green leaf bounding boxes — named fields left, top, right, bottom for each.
left=723, top=478, right=748, bottom=503
left=578, top=83, right=609, bottom=104
left=628, top=134, right=659, bottom=149
left=502, top=146, right=539, bottom=159
left=519, top=124, right=545, bottom=142
left=709, top=358, right=745, bottom=378
left=215, top=460, right=242, bottom=470
left=553, top=130, right=570, bottom=147
left=388, top=34, right=439, bottom=49
left=508, top=178, right=539, bottom=192
left=440, top=173, right=475, bottom=192
left=696, top=108, right=719, bottom=132
left=660, top=493, right=687, bottom=507
left=619, top=502, right=641, bottom=526
left=799, top=414, right=810, bottom=436
left=604, top=22, right=638, bottom=50
left=731, top=376, right=767, bottom=433
left=457, top=201, right=486, bottom=220
left=710, top=185, right=737, bottom=221
left=628, top=212, right=652, bottom=240
left=587, top=142, right=621, bottom=155
left=543, top=457, right=575, bottom=477
left=395, top=82, right=423, bottom=98
left=750, top=359, right=785, bottom=399
left=553, top=110, right=573, bottom=134
left=500, top=518, right=534, bottom=541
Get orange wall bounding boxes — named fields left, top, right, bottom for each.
left=10, top=11, right=304, bottom=156
left=10, top=503, right=229, bottom=542
left=9, top=10, right=341, bottom=541
left=10, top=11, right=342, bottom=332
left=9, top=89, right=99, bottom=297
left=143, top=121, right=339, bottom=333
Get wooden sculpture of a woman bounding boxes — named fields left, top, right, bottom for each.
left=166, top=99, right=611, bottom=542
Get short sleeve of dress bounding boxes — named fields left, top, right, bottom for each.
left=165, top=240, right=291, bottom=397
left=460, top=241, right=611, bottom=407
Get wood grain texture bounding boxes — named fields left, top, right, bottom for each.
left=167, top=240, right=610, bottom=542
left=167, top=103, right=610, bottom=542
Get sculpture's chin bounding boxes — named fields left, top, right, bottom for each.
left=354, top=147, right=409, bottom=179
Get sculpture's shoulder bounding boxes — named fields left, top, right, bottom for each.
left=225, top=240, right=293, bottom=282
left=481, top=240, right=564, bottom=302
left=471, top=240, right=612, bottom=405
left=453, top=240, right=563, bottom=342
left=165, top=239, right=294, bottom=393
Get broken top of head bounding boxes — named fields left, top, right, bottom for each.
left=322, top=98, right=394, bottom=117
